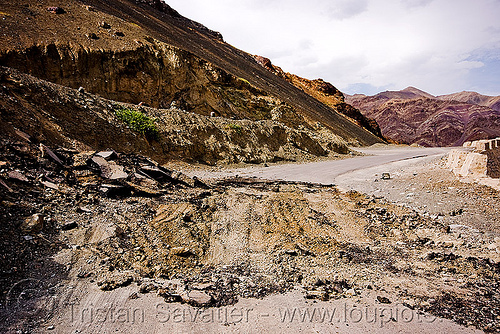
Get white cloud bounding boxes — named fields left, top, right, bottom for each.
left=166, top=0, right=500, bottom=95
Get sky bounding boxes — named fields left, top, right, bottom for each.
left=165, top=0, right=500, bottom=96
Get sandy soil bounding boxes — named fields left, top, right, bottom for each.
left=42, top=283, right=482, bottom=334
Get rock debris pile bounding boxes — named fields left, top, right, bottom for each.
left=1, top=137, right=500, bottom=332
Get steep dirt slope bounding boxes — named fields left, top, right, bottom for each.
left=254, top=55, right=383, bottom=138
left=347, top=88, right=500, bottom=146
left=0, top=0, right=382, bottom=147
left=0, top=66, right=348, bottom=165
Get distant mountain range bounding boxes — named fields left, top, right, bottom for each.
left=346, top=87, right=500, bottom=146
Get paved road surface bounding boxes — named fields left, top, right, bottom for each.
left=196, top=146, right=452, bottom=184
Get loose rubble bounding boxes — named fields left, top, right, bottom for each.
left=1, top=138, right=500, bottom=333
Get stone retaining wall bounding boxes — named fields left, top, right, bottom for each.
left=447, top=138, right=500, bottom=190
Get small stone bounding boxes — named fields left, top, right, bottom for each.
left=77, top=271, right=91, bottom=278
left=40, top=144, right=65, bottom=166
left=403, top=299, right=416, bottom=309
left=100, top=21, right=111, bottom=29
left=283, top=249, right=298, bottom=256
left=95, top=151, right=117, bottom=160
left=78, top=87, right=85, bottom=93
left=305, top=290, right=329, bottom=301
left=47, top=7, right=65, bottom=14
left=191, top=282, right=213, bottom=290
left=47, top=325, right=55, bottom=330
left=41, top=181, right=59, bottom=190
left=376, top=296, right=391, bottom=304
left=381, top=173, right=391, bottom=180
left=0, top=178, right=13, bottom=192
left=125, top=181, right=161, bottom=196
left=170, top=247, right=194, bottom=257
left=313, top=278, right=325, bottom=287
left=139, top=281, right=159, bottom=293
left=170, top=170, right=197, bottom=187
left=98, top=272, right=134, bottom=291
left=61, top=221, right=78, bottom=231
left=77, top=207, right=92, bottom=213
left=72, top=151, right=95, bottom=167
left=99, top=184, right=130, bottom=197
left=21, top=214, right=44, bottom=233
left=8, top=170, right=28, bottom=182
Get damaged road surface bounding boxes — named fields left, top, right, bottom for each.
left=0, top=139, right=499, bottom=333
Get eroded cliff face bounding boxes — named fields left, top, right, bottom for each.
left=0, top=41, right=308, bottom=130
left=0, top=67, right=348, bottom=165
left=0, top=0, right=387, bottom=168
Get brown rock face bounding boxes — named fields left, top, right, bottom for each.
left=0, top=0, right=382, bottom=150
left=346, top=87, right=500, bottom=147
left=0, top=67, right=343, bottom=165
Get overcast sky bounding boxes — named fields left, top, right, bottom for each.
left=165, top=0, right=500, bottom=96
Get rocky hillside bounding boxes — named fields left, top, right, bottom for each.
left=346, top=87, right=500, bottom=147
left=254, top=56, right=383, bottom=138
left=437, top=91, right=500, bottom=112
left=1, top=66, right=347, bottom=165
left=0, top=0, right=382, bottom=166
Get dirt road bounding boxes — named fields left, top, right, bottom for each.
left=4, top=144, right=498, bottom=334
